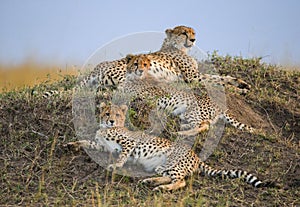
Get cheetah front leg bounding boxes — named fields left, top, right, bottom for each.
left=177, top=121, right=210, bottom=137
left=65, top=140, right=104, bottom=151
left=107, top=146, right=135, bottom=171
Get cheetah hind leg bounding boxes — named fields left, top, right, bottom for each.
left=226, top=85, right=249, bottom=95
left=141, top=176, right=172, bottom=187
left=153, top=179, right=186, bottom=191
left=202, top=74, right=251, bottom=94
left=177, top=121, right=210, bottom=137
left=142, top=177, right=186, bottom=191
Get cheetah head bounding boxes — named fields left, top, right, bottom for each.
left=125, top=54, right=151, bottom=80
left=165, top=25, right=196, bottom=51
left=99, top=103, right=128, bottom=128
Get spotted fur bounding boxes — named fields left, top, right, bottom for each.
left=41, top=25, right=249, bottom=98
left=67, top=104, right=267, bottom=191
left=79, top=25, right=197, bottom=89
left=118, top=78, right=254, bottom=136
left=126, top=53, right=251, bottom=93
left=39, top=26, right=197, bottom=98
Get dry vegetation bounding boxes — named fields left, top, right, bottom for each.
left=0, top=55, right=299, bottom=206
left=0, top=61, right=78, bottom=92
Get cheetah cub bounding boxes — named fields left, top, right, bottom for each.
left=67, top=103, right=268, bottom=191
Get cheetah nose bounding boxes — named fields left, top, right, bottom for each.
left=109, top=120, right=115, bottom=125
left=190, top=39, right=195, bottom=43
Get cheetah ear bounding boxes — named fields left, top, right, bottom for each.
left=120, top=105, right=128, bottom=114
left=165, top=28, right=173, bottom=38
left=99, top=102, right=106, bottom=109
left=125, top=54, right=135, bottom=63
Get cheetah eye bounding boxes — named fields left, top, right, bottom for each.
left=182, top=31, right=188, bottom=36
left=143, top=63, right=147, bottom=67
left=134, top=62, right=138, bottom=67
left=105, top=112, right=110, bottom=116
left=116, top=114, right=121, bottom=117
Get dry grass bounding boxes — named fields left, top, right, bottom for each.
left=0, top=61, right=78, bottom=92
left=0, top=55, right=299, bottom=206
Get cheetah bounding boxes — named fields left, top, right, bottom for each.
left=41, top=25, right=249, bottom=98
left=117, top=73, right=254, bottom=136
left=67, top=104, right=268, bottom=191
left=125, top=53, right=251, bottom=94
left=77, top=25, right=197, bottom=89
left=39, top=25, right=195, bottom=98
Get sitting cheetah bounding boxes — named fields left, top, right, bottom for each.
left=67, top=103, right=267, bottom=191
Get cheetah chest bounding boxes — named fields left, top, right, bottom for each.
left=146, top=61, right=181, bottom=83
left=131, top=138, right=171, bottom=172
left=96, top=128, right=171, bottom=172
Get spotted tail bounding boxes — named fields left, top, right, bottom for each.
left=222, top=112, right=254, bottom=133
left=40, top=89, right=75, bottom=99
left=198, top=162, right=264, bottom=187
left=42, top=90, right=60, bottom=98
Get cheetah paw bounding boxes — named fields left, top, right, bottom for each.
left=63, top=141, right=83, bottom=151
left=140, top=178, right=153, bottom=185
left=106, top=163, right=123, bottom=171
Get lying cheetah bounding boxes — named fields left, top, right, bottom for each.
left=125, top=53, right=250, bottom=93
left=67, top=104, right=267, bottom=191
left=118, top=75, right=254, bottom=136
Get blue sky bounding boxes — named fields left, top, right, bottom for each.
left=0, top=0, right=299, bottom=66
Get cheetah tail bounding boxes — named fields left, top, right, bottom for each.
left=198, top=162, right=266, bottom=187
left=42, top=90, right=59, bottom=98
left=222, top=112, right=255, bottom=133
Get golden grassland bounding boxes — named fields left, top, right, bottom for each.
left=0, top=61, right=78, bottom=92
